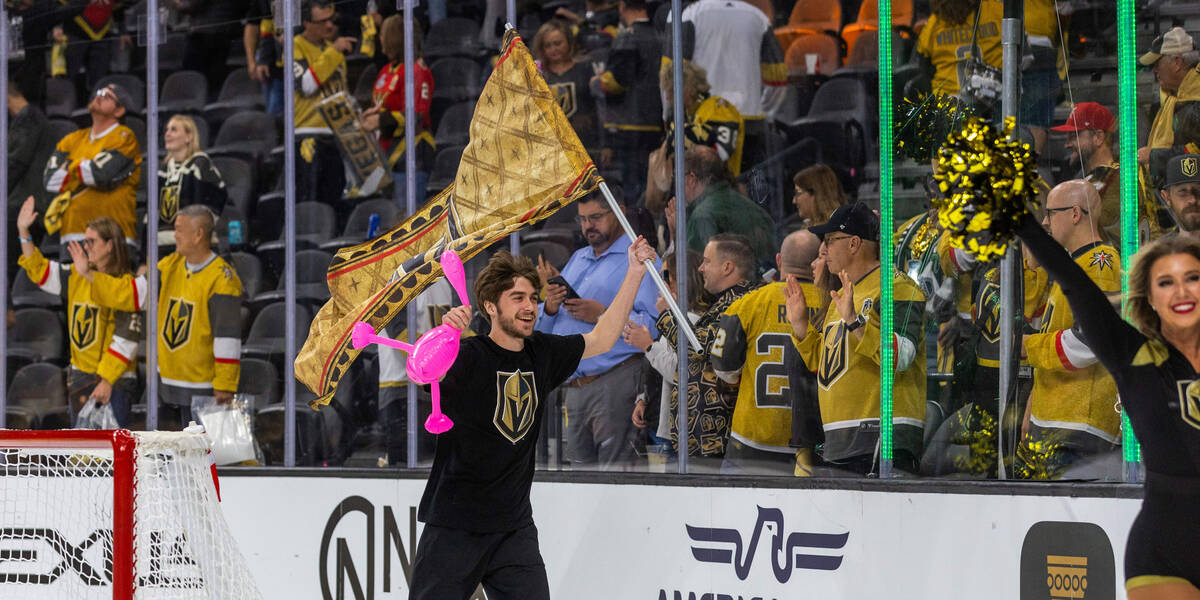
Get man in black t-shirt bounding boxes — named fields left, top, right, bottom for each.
left=411, top=237, right=658, bottom=600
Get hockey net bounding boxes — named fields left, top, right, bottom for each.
left=0, top=429, right=263, bottom=599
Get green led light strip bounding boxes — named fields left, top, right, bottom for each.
left=1117, top=0, right=1141, bottom=464
left=878, top=0, right=896, bottom=471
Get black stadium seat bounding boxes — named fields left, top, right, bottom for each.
left=203, top=69, right=265, bottom=127
left=7, top=308, right=66, bottom=367
left=6, top=362, right=69, bottom=430
left=320, top=198, right=404, bottom=251
left=44, top=78, right=77, bottom=118
left=241, top=302, right=315, bottom=375
left=255, top=202, right=338, bottom=275
left=426, top=144, right=466, bottom=196
left=11, top=269, right=62, bottom=309
left=47, top=118, right=79, bottom=146
left=430, top=57, right=483, bottom=104
left=159, top=70, right=209, bottom=115
left=207, top=111, right=278, bottom=162
left=237, top=358, right=280, bottom=410
left=211, top=156, right=255, bottom=220
left=228, top=251, right=271, bottom=299
left=434, top=101, right=473, bottom=148
left=253, top=250, right=334, bottom=306
left=423, top=17, right=482, bottom=59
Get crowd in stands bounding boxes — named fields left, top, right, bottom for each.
left=5, top=0, right=1200, bottom=479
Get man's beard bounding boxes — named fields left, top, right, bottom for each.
left=496, top=309, right=534, bottom=339
left=1179, top=208, right=1200, bottom=233
left=585, top=227, right=611, bottom=248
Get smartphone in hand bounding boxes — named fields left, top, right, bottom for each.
left=547, top=275, right=581, bottom=300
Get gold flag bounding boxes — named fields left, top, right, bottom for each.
left=295, top=30, right=599, bottom=407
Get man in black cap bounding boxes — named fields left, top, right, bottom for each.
left=1160, top=154, right=1200, bottom=237
left=1137, top=27, right=1200, bottom=187
left=782, top=202, right=927, bottom=476
left=42, top=82, right=142, bottom=253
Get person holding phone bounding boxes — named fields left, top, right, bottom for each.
left=536, top=191, right=661, bottom=470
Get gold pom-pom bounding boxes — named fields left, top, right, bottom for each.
left=932, top=117, right=1043, bottom=263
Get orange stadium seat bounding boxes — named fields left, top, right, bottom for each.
left=775, top=0, right=842, bottom=57
left=841, top=0, right=913, bottom=58
left=785, top=34, right=841, bottom=76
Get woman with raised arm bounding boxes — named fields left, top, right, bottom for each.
left=1014, top=161, right=1200, bottom=600
left=15, top=196, right=140, bottom=426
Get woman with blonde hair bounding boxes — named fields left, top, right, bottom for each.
left=16, top=197, right=140, bottom=426
left=1012, top=169, right=1200, bottom=599
left=160, top=114, right=227, bottom=244
left=531, top=19, right=601, bottom=152
left=792, top=164, right=847, bottom=226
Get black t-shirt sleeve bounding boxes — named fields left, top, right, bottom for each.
left=540, top=333, right=586, bottom=389
left=1016, top=215, right=1143, bottom=370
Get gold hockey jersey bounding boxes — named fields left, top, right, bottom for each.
left=292, top=34, right=349, bottom=133
left=43, top=124, right=141, bottom=239
left=916, top=0, right=1004, bottom=97
left=713, top=280, right=823, bottom=451
left=92, top=253, right=243, bottom=391
left=1024, top=241, right=1122, bottom=447
left=793, top=267, right=927, bottom=461
left=18, top=248, right=139, bottom=383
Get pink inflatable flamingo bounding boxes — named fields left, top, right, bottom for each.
left=350, top=249, right=471, bottom=433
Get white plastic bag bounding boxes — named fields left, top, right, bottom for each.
left=75, top=398, right=119, bottom=430
left=191, top=395, right=256, bottom=465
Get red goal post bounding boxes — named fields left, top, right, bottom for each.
left=0, top=429, right=261, bottom=600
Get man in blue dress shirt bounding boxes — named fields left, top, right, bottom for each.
left=536, top=191, right=661, bottom=470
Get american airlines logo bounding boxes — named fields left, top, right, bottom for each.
left=685, top=506, right=849, bottom=583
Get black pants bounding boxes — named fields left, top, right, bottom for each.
left=297, top=135, right=347, bottom=207
left=410, top=523, right=549, bottom=600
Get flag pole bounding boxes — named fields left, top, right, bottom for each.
left=597, top=181, right=702, bottom=352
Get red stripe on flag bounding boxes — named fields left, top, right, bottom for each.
left=106, top=348, right=131, bottom=364
left=214, top=357, right=240, bottom=365
left=36, top=263, right=51, bottom=286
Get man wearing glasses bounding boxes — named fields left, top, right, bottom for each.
left=536, top=190, right=661, bottom=470
left=293, top=0, right=357, bottom=206
left=784, top=202, right=927, bottom=476
left=42, top=83, right=141, bottom=256
left=1020, top=180, right=1121, bottom=477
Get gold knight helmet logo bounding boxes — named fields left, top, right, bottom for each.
left=494, top=370, right=538, bottom=443
left=162, top=298, right=195, bottom=351
left=1183, top=156, right=1199, bottom=178
left=1180, top=380, right=1200, bottom=430
left=70, top=303, right=99, bottom=350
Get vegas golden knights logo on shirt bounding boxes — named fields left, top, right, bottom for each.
left=1179, top=380, right=1200, bottom=431
left=818, top=321, right=848, bottom=390
left=70, top=303, right=99, bottom=350
left=160, top=185, right=180, bottom=224
left=494, top=370, right=539, bottom=443
left=978, top=278, right=1001, bottom=343
left=162, top=297, right=195, bottom=352
left=551, top=82, right=577, bottom=118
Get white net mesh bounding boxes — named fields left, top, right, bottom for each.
left=0, top=445, right=116, bottom=600
left=0, top=431, right=263, bottom=599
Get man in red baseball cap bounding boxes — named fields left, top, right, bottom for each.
left=1052, top=102, right=1121, bottom=239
